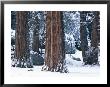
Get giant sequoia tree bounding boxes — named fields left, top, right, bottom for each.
left=15, top=11, right=33, bottom=68
left=42, top=11, right=67, bottom=72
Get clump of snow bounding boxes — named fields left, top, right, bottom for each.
left=11, top=29, right=15, bottom=37
left=30, top=50, right=34, bottom=54
left=39, top=48, right=45, bottom=53
left=65, top=33, right=75, bottom=43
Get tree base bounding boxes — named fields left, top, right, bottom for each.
left=41, top=64, right=68, bottom=73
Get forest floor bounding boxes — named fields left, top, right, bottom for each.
left=9, top=64, right=100, bottom=84
left=8, top=50, right=100, bottom=84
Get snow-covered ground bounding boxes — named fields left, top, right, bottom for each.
left=7, top=50, right=100, bottom=84
left=9, top=62, right=100, bottom=84
left=8, top=64, right=100, bottom=84
left=65, top=50, right=99, bottom=73
left=10, top=64, right=100, bottom=75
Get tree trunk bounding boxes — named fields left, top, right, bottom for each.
left=80, top=12, right=88, bottom=64
left=32, top=15, right=39, bottom=53
left=15, top=11, right=33, bottom=68
left=42, top=11, right=67, bottom=72
left=91, top=11, right=100, bottom=64
left=91, top=11, right=100, bottom=47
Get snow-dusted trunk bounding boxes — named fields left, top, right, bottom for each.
left=42, top=11, right=67, bottom=72
left=15, top=11, right=33, bottom=68
left=80, top=11, right=100, bottom=65
left=32, top=16, right=39, bottom=53
left=80, top=12, right=88, bottom=64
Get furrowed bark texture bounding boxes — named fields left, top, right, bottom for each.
left=43, top=11, right=66, bottom=72
left=15, top=11, right=33, bottom=68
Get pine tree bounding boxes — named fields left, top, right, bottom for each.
left=15, top=11, right=33, bottom=68
left=42, top=11, right=67, bottom=73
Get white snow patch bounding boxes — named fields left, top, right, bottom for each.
left=65, top=50, right=83, bottom=61
left=39, top=48, right=45, bottom=53
left=65, top=55, right=83, bottom=67
left=11, top=29, right=15, bottom=37
left=72, top=50, right=82, bottom=60
left=65, top=50, right=100, bottom=74
left=65, top=51, right=83, bottom=73
left=8, top=65, right=100, bottom=84
left=68, top=65, right=99, bottom=74
left=30, top=50, right=34, bottom=54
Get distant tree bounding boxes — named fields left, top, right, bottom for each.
left=29, top=12, right=39, bottom=53
left=11, top=11, right=16, bottom=30
left=63, top=11, right=81, bottom=53
left=42, top=11, right=67, bottom=73
left=90, top=11, right=100, bottom=64
left=80, top=11, right=88, bottom=64
left=38, top=11, right=46, bottom=55
left=80, top=11, right=100, bottom=65
left=28, top=11, right=44, bottom=65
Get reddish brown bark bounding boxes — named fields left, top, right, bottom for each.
left=15, top=11, right=27, bottom=60
left=15, top=11, right=33, bottom=68
left=91, top=11, right=100, bottom=48
left=90, top=11, right=100, bottom=64
left=42, top=11, right=66, bottom=72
